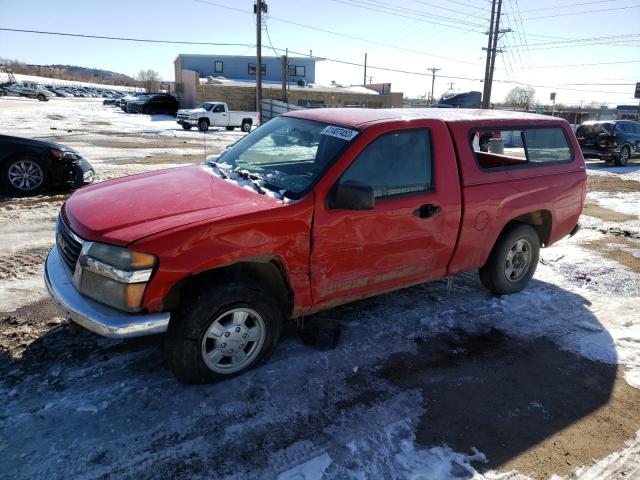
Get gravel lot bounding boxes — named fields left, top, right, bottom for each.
left=1, top=98, right=640, bottom=479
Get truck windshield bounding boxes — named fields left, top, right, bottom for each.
left=213, top=116, right=359, bottom=198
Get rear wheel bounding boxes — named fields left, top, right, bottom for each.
left=165, top=281, right=282, bottom=384
left=479, top=223, right=540, bottom=295
left=614, top=146, right=630, bottom=166
left=241, top=121, right=252, bottom=133
left=198, top=118, right=209, bottom=132
left=181, top=123, right=192, bottom=130
left=1, top=156, right=48, bottom=195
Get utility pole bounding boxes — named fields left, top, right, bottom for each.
left=448, top=82, right=455, bottom=90
left=428, top=67, right=440, bottom=106
left=363, top=53, right=367, bottom=86
left=481, top=0, right=510, bottom=109
left=482, top=0, right=496, bottom=108
left=281, top=48, right=288, bottom=104
left=254, top=1, right=267, bottom=114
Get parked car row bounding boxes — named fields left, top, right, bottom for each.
left=103, top=92, right=180, bottom=116
left=576, top=119, right=640, bottom=166
left=0, top=80, right=138, bottom=102
left=44, top=85, right=134, bottom=99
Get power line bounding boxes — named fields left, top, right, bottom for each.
left=193, top=0, right=482, bottom=66
left=272, top=45, right=633, bottom=95
left=518, top=0, right=615, bottom=14
left=522, top=4, right=640, bottom=20
left=510, top=33, right=640, bottom=47
left=503, top=59, right=640, bottom=70
left=327, top=0, right=486, bottom=28
left=0, top=27, right=255, bottom=47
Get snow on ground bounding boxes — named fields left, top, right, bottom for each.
left=1, top=99, right=640, bottom=479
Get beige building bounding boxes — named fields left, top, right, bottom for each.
left=175, top=69, right=403, bottom=111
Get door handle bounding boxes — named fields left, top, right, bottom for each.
left=414, top=204, right=441, bottom=218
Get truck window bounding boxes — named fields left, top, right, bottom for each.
left=523, top=128, right=572, bottom=163
left=213, top=104, right=225, bottom=113
left=215, top=116, right=358, bottom=198
left=471, top=127, right=572, bottom=169
left=340, top=129, right=432, bottom=199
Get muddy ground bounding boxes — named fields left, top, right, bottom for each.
left=1, top=99, right=640, bottom=479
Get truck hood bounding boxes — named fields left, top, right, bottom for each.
left=63, top=165, right=280, bottom=246
left=177, top=108, right=205, bottom=115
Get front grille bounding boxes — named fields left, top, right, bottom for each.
left=177, top=114, right=188, bottom=120
left=56, top=217, right=83, bottom=272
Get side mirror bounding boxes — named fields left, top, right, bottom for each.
left=329, top=180, right=375, bottom=210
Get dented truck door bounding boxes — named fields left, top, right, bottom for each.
left=310, top=119, right=462, bottom=307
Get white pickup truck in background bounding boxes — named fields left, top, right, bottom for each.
left=176, top=102, right=259, bottom=132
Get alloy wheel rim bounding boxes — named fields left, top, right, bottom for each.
left=8, top=160, right=44, bottom=191
left=504, top=238, right=532, bottom=282
left=201, top=308, right=266, bottom=374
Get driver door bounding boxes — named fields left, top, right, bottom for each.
left=210, top=104, right=228, bottom=127
left=310, top=123, right=461, bottom=306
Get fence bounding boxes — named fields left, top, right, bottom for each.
left=260, top=99, right=304, bottom=122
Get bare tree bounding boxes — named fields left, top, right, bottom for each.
left=504, top=86, right=536, bottom=111
left=137, top=69, right=162, bottom=92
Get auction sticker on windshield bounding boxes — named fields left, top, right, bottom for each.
left=321, top=125, right=359, bottom=141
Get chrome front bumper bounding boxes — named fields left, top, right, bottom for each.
left=44, top=247, right=170, bottom=338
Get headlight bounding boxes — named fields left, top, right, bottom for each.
left=79, top=243, right=156, bottom=312
left=190, top=114, right=199, bottom=119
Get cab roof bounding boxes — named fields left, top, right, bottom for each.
left=284, top=108, right=560, bottom=129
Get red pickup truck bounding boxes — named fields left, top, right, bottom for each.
left=45, top=108, right=586, bottom=383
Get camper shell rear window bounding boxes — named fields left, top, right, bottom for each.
left=470, top=126, right=574, bottom=171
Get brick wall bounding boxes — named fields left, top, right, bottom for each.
left=192, top=81, right=400, bottom=111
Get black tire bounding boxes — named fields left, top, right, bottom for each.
left=198, top=118, right=209, bottom=132
left=165, top=280, right=282, bottom=384
left=182, top=123, right=192, bottom=130
left=614, top=145, right=630, bottom=166
left=37, top=94, right=46, bottom=102
left=226, top=126, right=235, bottom=131
left=1, top=156, right=49, bottom=195
left=241, top=121, right=252, bottom=133
left=479, top=223, right=540, bottom=295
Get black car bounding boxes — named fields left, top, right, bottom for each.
left=0, top=135, right=94, bottom=195
left=125, top=93, right=179, bottom=115
left=576, top=120, right=640, bottom=166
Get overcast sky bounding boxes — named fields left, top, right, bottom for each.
left=1, top=0, right=638, bottom=105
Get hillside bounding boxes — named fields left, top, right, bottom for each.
left=0, top=59, right=137, bottom=86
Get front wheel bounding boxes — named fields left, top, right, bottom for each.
left=165, top=281, right=282, bottom=384
left=1, top=156, right=48, bottom=195
left=198, top=119, right=209, bottom=132
left=614, top=146, right=630, bottom=166
left=37, top=94, right=46, bottom=102
left=479, top=223, right=540, bottom=295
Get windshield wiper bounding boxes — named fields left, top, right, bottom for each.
left=236, top=169, right=267, bottom=195
left=208, top=160, right=230, bottom=179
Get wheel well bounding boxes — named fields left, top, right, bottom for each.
left=242, top=118, right=252, bottom=124
left=199, top=117, right=210, bottom=124
left=508, top=210, right=552, bottom=246
left=165, top=259, right=293, bottom=317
